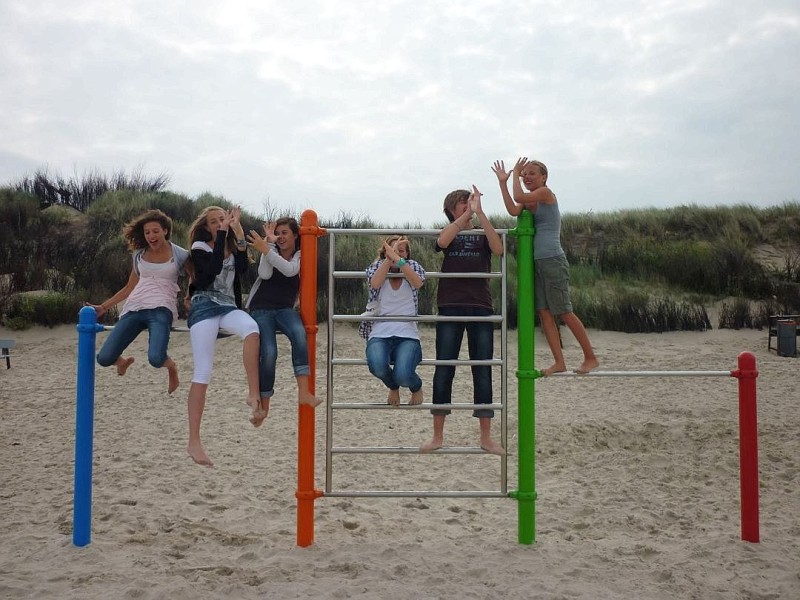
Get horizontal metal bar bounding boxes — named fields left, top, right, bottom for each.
left=333, top=270, right=503, bottom=279
left=104, top=325, right=233, bottom=338
left=323, top=490, right=509, bottom=498
left=548, top=370, right=733, bottom=378
left=331, top=446, right=501, bottom=454
left=333, top=314, right=503, bottom=323
left=330, top=403, right=505, bottom=410
left=327, top=228, right=509, bottom=236
left=331, top=358, right=502, bottom=367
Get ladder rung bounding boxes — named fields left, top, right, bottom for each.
left=323, top=490, right=508, bottom=498
left=331, top=446, right=503, bottom=454
left=330, top=403, right=504, bottom=410
left=331, top=358, right=503, bottom=367
left=333, top=270, right=503, bottom=280
left=332, top=314, right=503, bottom=323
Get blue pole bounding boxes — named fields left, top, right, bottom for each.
left=73, top=306, right=102, bottom=547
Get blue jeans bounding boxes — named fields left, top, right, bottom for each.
left=250, top=308, right=310, bottom=398
left=432, top=306, right=494, bottom=418
left=366, top=336, right=422, bottom=393
left=96, top=307, right=173, bottom=368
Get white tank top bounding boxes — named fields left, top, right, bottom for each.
left=122, top=257, right=181, bottom=320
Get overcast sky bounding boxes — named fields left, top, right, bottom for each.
left=1, top=0, right=798, bottom=226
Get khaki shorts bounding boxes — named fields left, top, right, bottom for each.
left=534, top=254, right=573, bottom=315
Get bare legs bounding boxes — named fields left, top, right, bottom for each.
left=409, top=388, right=423, bottom=405
left=539, top=309, right=599, bottom=375
left=165, top=357, right=179, bottom=394
left=479, top=417, right=505, bottom=455
left=297, top=374, right=321, bottom=407
left=189, top=332, right=263, bottom=465
left=560, top=312, right=599, bottom=373
left=252, top=374, right=321, bottom=428
left=387, top=388, right=400, bottom=406
left=112, top=356, right=180, bottom=394
left=243, top=333, right=266, bottom=424
left=114, top=356, right=135, bottom=376
left=420, top=414, right=445, bottom=452
left=538, top=309, right=566, bottom=376
left=420, top=415, right=504, bottom=455
left=187, top=382, right=212, bottom=467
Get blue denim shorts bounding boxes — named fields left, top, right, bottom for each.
left=187, top=295, right=236, bottom=328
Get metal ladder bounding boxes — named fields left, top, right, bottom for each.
left=324, top=227, right=509, bottom=499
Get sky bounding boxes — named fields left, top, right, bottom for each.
left=1, top=0, right=799, bottom=226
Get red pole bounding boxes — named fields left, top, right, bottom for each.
left=296, top=210, right=325, bottom=547
left=732, top=351, right=759, bottom=543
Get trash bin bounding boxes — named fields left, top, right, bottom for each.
left=777, top=320, right=797, bottom=357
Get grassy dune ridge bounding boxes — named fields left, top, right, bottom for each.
left=1, top=170, right=798, bottom=331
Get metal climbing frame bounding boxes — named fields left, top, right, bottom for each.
left=324, top=228, right=509, bottom=499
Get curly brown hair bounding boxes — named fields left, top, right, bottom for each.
left=122, top=209, right=173, bottom=251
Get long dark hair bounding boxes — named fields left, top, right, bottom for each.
left=275, top=217, right=301, bottom=253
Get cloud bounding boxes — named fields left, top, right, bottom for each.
left=0, top=0, right=798, bottom=226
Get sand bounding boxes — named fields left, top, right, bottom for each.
left=0, top=321, right=798, bottom=599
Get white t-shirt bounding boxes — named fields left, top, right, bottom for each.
left=369, top=279, right=419, bottom=340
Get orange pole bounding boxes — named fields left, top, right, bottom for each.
left=296, top=209, right=326, bottom=547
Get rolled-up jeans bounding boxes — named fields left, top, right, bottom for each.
left=431, top=306, right=494, bottom=418
left=250, top=308, right=310, bottom=398
left=96, top=307, right=173, bottom=369
left=366, top=336, right=422, bottom=393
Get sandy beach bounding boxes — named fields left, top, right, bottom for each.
left=0, top=321, right=798, bottom=599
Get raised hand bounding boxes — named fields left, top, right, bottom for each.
left=468, top=185, right=483, bottom=215
left=382, top=241, right=399, bottom=263
left=383, top=237, right=407, bottom=263
left=491, top=160, right=511, bottom=183
left=246, top=229, right=270, bottom=254
left=219, top=209, right=234, bottom=231
left=229, top=206, right=244, bottom=237
left=262, top=221, right=277, bottom=244
left=513, top=156, right=529, bottom=175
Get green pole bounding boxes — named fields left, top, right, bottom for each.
left=510, top=209, right=539, bottom=544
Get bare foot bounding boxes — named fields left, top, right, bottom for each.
left=574, top=357, right=600, bottom=374
left=246, top=394, right=260, bottom=412
left=249, top=412, right=267, bottom=427
left=299, top=390, right=322, bottom=408
left=409, top=389, right=423, bottom=405
left=387, top=389, right=400, bottom=407
left=187, top=442, right=213, bottom=467
left=246, top=394, right=268, bottom=426
left=542, top=363, right=567, bottom=376
left=480, top=439, right=506, bottom=456
left=250, top=398, right=270, bottom=427
left=420, top=438, right=443, bottom=453
left=167, top=364, right=179, bottom=394
left=116, top=357, right=134, bottom=376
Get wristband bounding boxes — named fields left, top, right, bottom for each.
left=396, top=258, right=407, bottom=268
left=236, top=239, right=247, bottom=247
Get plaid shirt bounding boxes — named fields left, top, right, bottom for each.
left=358, top=258, right=425, bottom=339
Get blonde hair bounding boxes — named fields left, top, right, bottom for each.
left=187, top=206, right=238, bottom=254
left=523, top=160, right=548, bottom=184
